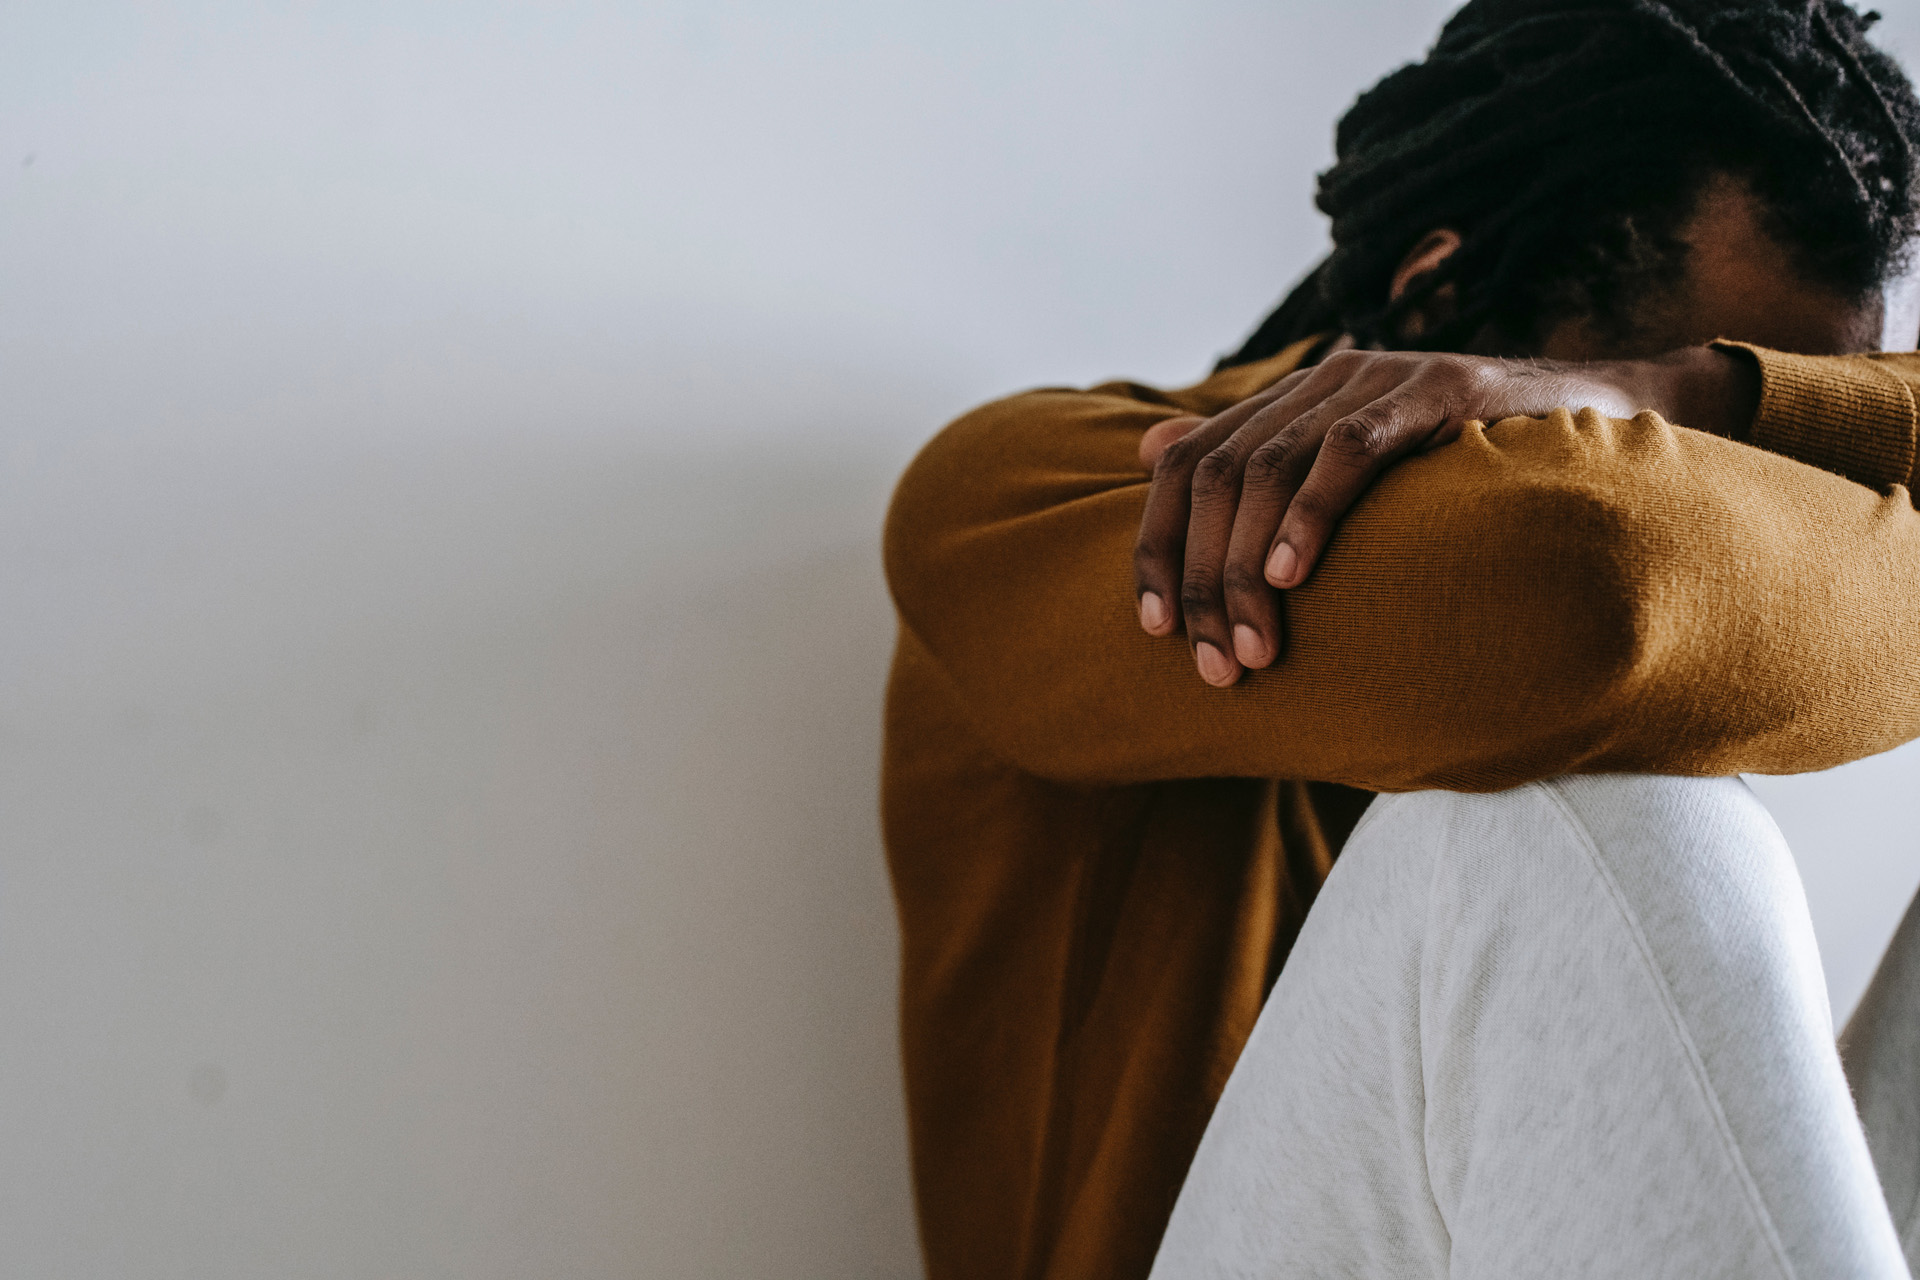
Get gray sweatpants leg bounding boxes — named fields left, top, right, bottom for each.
left=1846, top=884, right=1920, bottom=1267
left=1150, top=775, right=1914, bottom=1280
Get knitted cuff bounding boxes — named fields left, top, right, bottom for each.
left=1714, top=340, right=1918, bottom=492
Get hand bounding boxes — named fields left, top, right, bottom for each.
left=1133, top=345, right=1758, bottom=687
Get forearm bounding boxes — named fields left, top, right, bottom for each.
left=1719, top=343, right=1920, bottom=493
left=1442, top=346, right=1761, bottom=441
left=1617, top=345, right=1763, bottom=441
left=887, top=385, right=1920, bottom=788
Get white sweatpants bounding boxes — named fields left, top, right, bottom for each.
left=1151, top=775, right=1920, bottom=1280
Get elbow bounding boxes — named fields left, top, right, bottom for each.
left=1310, top=472, right=1660, bottom=790
left=1485, top=486, right=1662, bottom=772
left=1461, top=468, right=1891, bottom=778
left=882, top=392, right=1044, bottom=622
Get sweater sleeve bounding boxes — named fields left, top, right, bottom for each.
left=1717, top=342, right=1920, bottom=491
left=883, top=381, right=1920, bottom=791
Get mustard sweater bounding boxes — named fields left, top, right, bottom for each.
left=881, top=337, right=1920, bottom=1280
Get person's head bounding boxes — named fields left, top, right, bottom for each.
left=1222, top=0, right=1920, bottom=367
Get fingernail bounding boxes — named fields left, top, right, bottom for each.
left=1266, top=542, right=1298, bottom=587
left=1139, top=592, right=1169, bottom=633
left=1232, top=624, right=1268, bottom=667
left=1195, top=642, right=1238, bottom=686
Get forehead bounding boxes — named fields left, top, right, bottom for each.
left=1674, top=175, right=1887, bottom=356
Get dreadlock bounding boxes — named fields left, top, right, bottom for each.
left=1220, top=0, right=1920, bottom=367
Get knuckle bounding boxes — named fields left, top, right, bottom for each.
left=1286, top=487, right=1334, bottom=526
left=1156, top=435, right=1204, bottom=473
left=1190, top=448, right=1238, bottom=494
left=1325, top=415, right=1385, bottom=458
left=1222, top=564, right=1271, bottom=600
left=1439, top=355, right=1490, bottom=394
left=1178, top=578, right=1221, bottom=618
left=1243, top=438, right=1296, bottom=485
left=1133, top=532, right=1178, bottom=567
left=1322, top=348, right=1364, bottom=375
left=1414, top=360, right=1483, bottom=407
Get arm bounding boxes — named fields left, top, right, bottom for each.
left=885, top=374, right=1920, bottom=791
left=1139, top=344, right=1920, bottom=687
left=1723, top=343, right=1919, bottom=491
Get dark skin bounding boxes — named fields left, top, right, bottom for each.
left=1134, top=172, right=1905, bottom=687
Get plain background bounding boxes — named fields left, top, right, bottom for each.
left=6, top=3, right=1920, bottom=1276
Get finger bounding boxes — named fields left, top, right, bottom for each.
left=1174, top=367, right=1382, bottom=680
left=1139, top=415, right=1204, bottom=471
left=1176, top=427, right=1262, bottom=685
left=1133, top=415, right=1240, bottom=637
left=1218, top=386, right=1385, bottom=666
left=1271, top=394, right=1451, bottom=587
left=1131, top=367, right=1324, bottom=637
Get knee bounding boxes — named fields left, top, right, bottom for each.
left=1452, top=775, right=1823, bottom=1024
left=1409, top=775, right=1788, bottom=903
left=1543, top=774, right=1803, bottom=930
left=1376, top=775, right=1810, bottom=974
left=1356, top=774, right=1806, bottom=951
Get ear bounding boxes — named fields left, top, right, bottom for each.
left=1390, top=229, right=1464, bottom=302
left=1389, top=229, right=1464, bottom=342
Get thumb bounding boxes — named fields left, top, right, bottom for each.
left=1139, top=415, right=1206, bottom=470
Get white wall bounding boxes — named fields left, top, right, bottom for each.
left=5, top=4, right=1920, bottom=1277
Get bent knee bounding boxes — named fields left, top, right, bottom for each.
left=1541, top=774, right=1801, bottom=925
left=1359, top=775, right=1809, bottom=977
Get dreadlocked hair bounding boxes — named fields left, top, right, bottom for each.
left=1220, top=0, right=1920, bottom=368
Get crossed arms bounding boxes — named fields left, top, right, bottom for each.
left=884, top=342, right=1920, bottom=791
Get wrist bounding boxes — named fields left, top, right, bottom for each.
left=1632, top=346, right=1761, bottom=440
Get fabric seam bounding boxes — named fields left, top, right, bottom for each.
left=1536, top=778, right=1800, bottom=1280
left=1411, top=795, right=1454, bottom=1266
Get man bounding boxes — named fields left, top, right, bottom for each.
left=882, top=1, right=1920, bottom=1276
